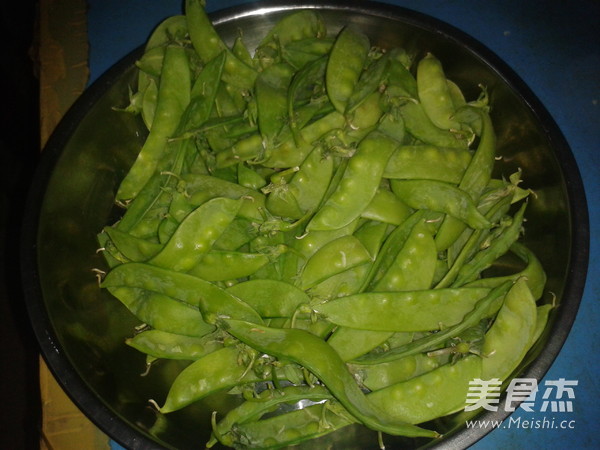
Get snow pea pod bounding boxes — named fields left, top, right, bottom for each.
left=353, top=281, right=511, bottom=365
left=361, top=187, right=412, bottom=226
left=326, top=26, right=371, bottom=113
left=126, top=329, right=223, bottom=360
left=383, top=144, right=472, bottom=184
left=101, top=262, right=263, bottom=325
left=226, top=279, right=310, bottom=318
left=307, top=131, right=398, bottom=231
left=117, top=45, right=191, bottom=201
left=314, top=287, right=492, bottom=332
left=391, top=179, right=491, bottom=230
left=107, top=286, right=215, bottom=337
left=187, top=249, right=275, bottom=281
left=148, top=197, right=240, bottom=272
left=102, top=226, right=161, bottom=262
left=222, top=319, right=437, bottom=438
left=282, top=36, right=334, bottom=70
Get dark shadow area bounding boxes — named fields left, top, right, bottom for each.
left=1, top=1, right=42, bottom=449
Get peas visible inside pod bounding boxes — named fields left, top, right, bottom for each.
left=97, top=3, right=548, bottom=448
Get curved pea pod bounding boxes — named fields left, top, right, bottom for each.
left=294, top=218, right=360, bottom=261
left=185, top=0, right=256, bottom=90
left=207, top=385, right=333, bottom=448
left=399, top=100, right=469, bottom=150
left=308, top=262, right=370, bottom=302
left=353, top=281, right=512, bottom=365
left=145, top=15, right=188, bottom=50
left=435, top=107, right=496, bottom=251
left=102, top=226, right=162, bottom=262
left=297, top=235, right=372, bottom=290
left=350, top=352, right=445, bottom=391
left=481, top=277, right=538, bottom=381
left=289, top=145, right=335, bottom=215
left=384, top=47, right=418, bottom=100
left=282, top=36, right=334, bottom=70
left=237, top=163, right=267, bottom=191
left=353, top=220, right=389, bottom=259
left=367, top=354, right=482, bottom=424
left=254, top=10, right=327, bottom=69
left=373, top=218, right=437, bottom=291
left=383, top=144, right=472, bottom=184
left=126, top=329, right=223, bottom=360
left=326, top=26, right=371, bottom=113
left=226, top=279, right=310, bottom=318
left=346, top=52, right=390, bottom=115
left=148, top=197, right=240, bottom=272
left=452, top=201, right=527, bottom=287
left=391, top=179, right=491, bottom=230
left=101, top=262, right=263, bottom=325
left=417, top=53, right=461, bottom=131
left=307, top=131, right=398, bottom=231
left=107, top=286, right=215, bottom=337
left=328, top=327, right=393, bottom=362
left=222, top=319, right=438, bottom=438
left=159, top=345, right=263, bottom=413
left=187, top=249, right=275, bottom=281
left=314, top=287, right=493, bottom=333
left=116, top=45, right=191, bottom=202
left=180, top=173, right=266, bottom=221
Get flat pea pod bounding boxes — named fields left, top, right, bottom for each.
left=481, top=277, right=538, bottom=381
left=107, top=286, right=215, bottom=337
left=289, top=145, right=335, bottom=215
left=294, top=218, right=359, bottom=261
left=148, top=197, right=240, bottom=272
left=226, top=279, right=310, bottom=318
left=451, top=202, right=527, bottom=287
left=353, top=281, right=512, bottom=365
left=308, top=262, right=370, bottom=302
left=391, top=179, right=491, bottom=230
left=373, top=218, right=437, bottom=291
left=297, top=235, right=372, bottom=290
left=367, top=354, right=482, bottom=424
left=383, top=144, right=472, bottom=184
left=328, top=327, right=393, bottom=362
left=282, top=36, right=334, bottom=70
left=353, top=220, right=389, bottom=259
left=326, top=26, right=371, bottom=113
left=101, top=262, right=263, bottom=325
left=102, top=226, right=162, bottom=262
left=187, top=250, right=274, bottom=281
left=465, top=241, right=547, bottom=300
left=159, top=346, right=260, bottom=413
left=361, top=189, right=412, bottom=226
left=116, top=45, right=191, bottom=201
left=435, top=107, right=496, bottom=251
left=307, top=131, right=398, bottom=231
left=314, top=287, right=492, bottom=332
left=346, top=52, right=389, bottom=115
left=416, top=53, right=460, bottom=130
left=399, top=101, right=469, bottom=150
left=207, top=385, right=333, bottom=448
left=126, top=329, right=223, bottom=360
left=222, top=319, right=437, bottom=438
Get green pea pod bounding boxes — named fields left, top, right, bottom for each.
left=346, top=52, right=390, bottom=115
left=367, top=354, right=482, bottom=424
left=160, top=346, right=262, bottom=413
left=145, top=15, right=188, bottom=50
left=101, top=263, right=263, bottom=325
left=328, top=327, right=393, bottom=362
left=353, top=281, right=512, bottom=365
left=187, top=250, right=274, bottom=281
left=116, top=45, right=191, bottom=201
left=435, top=107, right=496, bottom=251
left=237, top=163, right=267, bottom=190
left=481, top=277, right=537, bottom=380
left=391, top=179, right=491, bottom=230
left=107, top=286, right=215, bottom=337
left=307, top=131, right=398, bottom=231
left=226, top=279, right=310, bottom=318
left=222, top=319, right=438, bottom=438
left=314, top=287, right=492, bottom=332
left=308, top=262, right=370, bottom=302
left=383, top=144, right=472, bottom=184
left=207, top=385, right=333, bottom=448
left=256, top=63, right=296, bottom=145
left=452, top=201, right=527, bottom=287
left=326, top=26, right=371, bottom=113
left=289, top=145, right=335, bottom=214
left=103, top=226, right=162, bottom=262
left=373, top=218, right=437, bottom=291
left=353, top=220, right=390, bottom=259
left=297, top=235, right=372, bottom=290
left=282, top=36, right=334, bottom=70
left=416, top=53, right=460, bottom=130
left=212, top=217, right=256, bottom=251
left=126, top=329, right=223, bottom=360
left=149, top=197, right=240, bottom=272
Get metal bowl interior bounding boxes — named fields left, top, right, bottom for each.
left=21, top=1, right=588, bottom=449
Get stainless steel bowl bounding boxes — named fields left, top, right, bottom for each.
left=21, top=1, right=588, bottom=448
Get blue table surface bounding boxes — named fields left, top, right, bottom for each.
left=85, top=1, right=599, bottom=449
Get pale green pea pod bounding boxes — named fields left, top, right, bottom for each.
left=126, top=329, right=223, bottom=360
left=481, top=277, right=538, bottom=381
left=187, top=249, right=276, bottom=281
left=391, top=179, right=491, bottom=230
left=328, top=326, right=393, bottom=362
left=148, top=197, right=241, bottom=272
left=308, top=262, right=370, bottom=303
left=361, top=188, right=412, bottom=226
left=226, top=279, right=311, bottom=318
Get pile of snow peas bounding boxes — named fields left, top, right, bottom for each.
left=96, top=1, right=552, bottom=447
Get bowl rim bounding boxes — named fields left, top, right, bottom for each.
left=20, top=1, right=590, bottom=449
